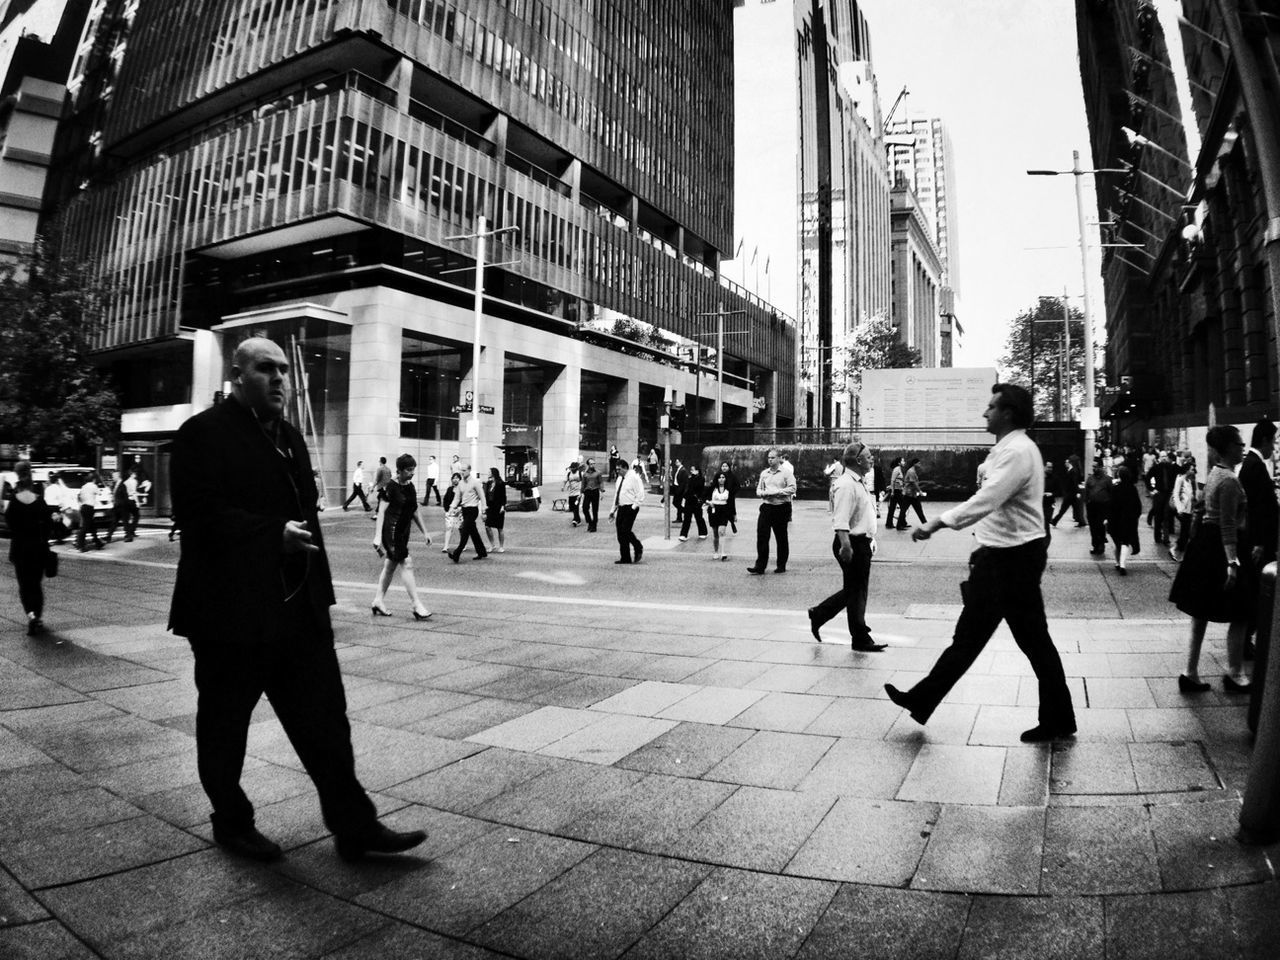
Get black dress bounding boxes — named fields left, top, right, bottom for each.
left=485, top=479, right=507, bottom=529
left=379, top=481, right=417, bottom=563
left=1170, top=469, right=1253, bottom=623
left=1108, top=481, right=1142, bottom=549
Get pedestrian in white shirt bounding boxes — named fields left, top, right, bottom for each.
left=885, top=383, right=1077, bottom=744
left=420, top=455, right=442, bottom=506
left=807, top=440, right=886, bottom=651
left=76, top=472, right=104, bottom=551
left=609, top=459, right=646, bottom=564
left=748, top=449, right=797, bottom=574
left=342, top=461, right=370, bottom=511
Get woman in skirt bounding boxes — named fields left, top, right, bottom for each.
left=483, top=467, right=507, bottom=553
left=1169, top=425, right=1252, bottom=693
left=1108, top=466, right=1142, bottom=574
left=370, top=453, right=432, bottom=621
left=708, top=472, right=732, bottom=560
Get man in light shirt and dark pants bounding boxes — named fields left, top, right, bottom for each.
left=609, top=459, right=646, bottom=564
left=885, top=383, right=1077, bottom=743
left=748, top=448, right=796, bottom=574
left=807, top=440, right=886, bottom=652
left=448, top=464, right=489, bottom=563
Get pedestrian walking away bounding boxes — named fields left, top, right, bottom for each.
left=808, top=440, right=886, bottom=651
left=342, top=460, right=370, bottom=511
left=902, top=457, right=928, bottom=525
left=885, top=457, right=906, bottom=530
left=1146, top=451, right=1178, bottom=543
left=370, top=453, right=433, bottom=621
left=448, top=463, right=489, bottom=562
left=421, top=455, right=442, bottom=506
left=1084, top=460, right=1113, bottom=556
left=1169, top=424, right=1254, bottom=694
left=373, top=457, right=392, bottom=498
left=610, top=458, right=646, bottom=564
left=679, top=464, right=708, bottom=541
left=884, top=383, right=1077, bottom=743
left=483, top=467, right=507, bottom=553
left=748, top=448, right=796, bottom=574
left=1051, top=454, right=1086, bottom=527
left=1108, top=466, right=1142, bottom=574
left=581, top=458, right=603, bottom=531
left=670, top=458, right=687, bottom=523
left=76, top=470, right=104, bottom=551
left=168, top=336, right=426, bottom=863
left=4, top=461, right=53, bottom=636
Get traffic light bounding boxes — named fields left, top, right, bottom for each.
left=667, top=404, right=686, bottom=432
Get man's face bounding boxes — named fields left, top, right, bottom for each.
left=587, top=459, right=595, bottom=470
left=234, top=341, right=288, bottom=419
left=983, top=396, right=1011, bottom=435
left=462, top=465, right=472, bottom=479
left=767, top=451, right=778, bottom=468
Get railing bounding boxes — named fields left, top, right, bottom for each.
left=405, top=97, right=497, bottom=156
left=504, top=149, right=571, bottom=197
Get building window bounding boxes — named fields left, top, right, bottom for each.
left=400, top=333, right=462, bottom=441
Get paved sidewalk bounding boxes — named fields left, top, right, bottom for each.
left=2, top=526, right=1279, bottom=959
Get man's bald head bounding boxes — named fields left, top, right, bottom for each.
left=231, top=337, right=289, bottom=421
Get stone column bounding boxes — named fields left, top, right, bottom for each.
left=608, top=378, right=640, bottom=460
left=346, top=303, right=402, bottom=476
left=542, top=359, right=581, bottom=479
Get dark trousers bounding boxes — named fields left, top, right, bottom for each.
left=1175, top=512, right=1192, bottom=552
left=1086, top=501, right=1109, bottom=553
left=451, top=505, right=487, bottom=559
left=903, top=496, right=927, bottom=525
left=583, top=489, right=600, bottom=530
left=904, top=539, right=1075, bottom=730
left=106, top=503, right=137, bottom=540
left=342, top=484, right=370, bottom=510
left=1150, top=492, right=1171, bottom=543
left=755, top=502, right=790, bottom=570
left=422, top=479, right=441, bottom=506
left=569, top=495, right=581, bottom=523
left=616, top=504, right=641, bottom=561
left=811, top=535, right=873, bottom=644
left=77, top=505, right=101, bottom=549
left=1052, top=490, right=1082, bottom=525
left=14, top=558, right=44, bottom=617
left=680, top=499, right=707, bottom=538
left=191, top=618, right=377, bottom=839
left=885, top=492, right=904, bottom=528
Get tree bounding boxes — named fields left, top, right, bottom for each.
left=998, top=297, right=1102, bottom=422
left=0, top=244, right=119, bottom=461
left=835, top=315, right=922, bottom=393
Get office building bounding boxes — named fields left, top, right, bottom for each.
left=46, top=0, right=796, bottom=509
left=889, top=178, right=941, bottom=367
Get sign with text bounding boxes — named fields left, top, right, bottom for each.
left=859, top=368, right=999, bottom=431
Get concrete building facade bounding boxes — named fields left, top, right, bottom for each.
left=889, top=179, right=941, bottom=367
left=731, top=0, right=890, bottom=431
left=43, top=0, right=796, bottom=509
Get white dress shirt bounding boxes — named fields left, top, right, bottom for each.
left=940, top=429, right=1046, bottom=548
left=615, top=470, right=646, bottom=508
left=831, top=473, right=877, bottom=538
left=352, top=465, right=365, bottom=487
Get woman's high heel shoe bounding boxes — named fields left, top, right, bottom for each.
left=413, top=610, right=432, bottom=621
left=1178, top=674, right=1210, bottom=693
left=371, top=604, right=392, bottom=617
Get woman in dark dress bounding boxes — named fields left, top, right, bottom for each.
left=4, top=461, right=52, bottom=635
left=679, top=464, right=707, bottom=541
left=1169, top=425, right=1253, bottom=693
left=716, top=460, right=740, bottom=533
left=1108, top=465, right=1142, bottom=575
left=484, top=467, right=507, bottom=553
left=370, top=454, right=432, bottom=620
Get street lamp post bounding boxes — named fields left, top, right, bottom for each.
left=1027, top=154, right=1130, bottom=466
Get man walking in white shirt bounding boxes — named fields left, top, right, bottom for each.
left=421, top=455, right=442, bottom=506
left=748, top=449, right=797, bottom=574
left=609, top=459, right=646, bottom=564
left=342, top=461, right=370, bottom=511
left=448, top=464, right=489, bottom=562
left=808, top=440, right=886, bottom=651
left=885, top=383, right=1077, bottom=743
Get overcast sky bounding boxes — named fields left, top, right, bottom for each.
left=856, top=0, right=1105, bottom=371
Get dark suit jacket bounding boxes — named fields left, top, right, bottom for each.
left=1240, top=450, right=1278, bottom=560
left=168, top=398, right=335, bottom=645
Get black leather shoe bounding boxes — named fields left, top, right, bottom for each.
left=884, top=684, right=927, bottom=725
left=614, top=558, right=632, bottom=564
left=1019, top=724, right=1077, bottom=743
left=634, top=545, right=643, bottom=562
left=774, top=566, right=786, bottom=573
left=1178, top=674, right=1211, bottom=694
left=807, top=607, right=822, bottom=642
left=851, top=639, right=887, bottom=652
left=213, top=826, right=283, bottom=862
left=746, top=566, right=765, bottom=575
left=335, top=824, right=428, bottom=862
left=1223, top=675, right=1252, bottom=694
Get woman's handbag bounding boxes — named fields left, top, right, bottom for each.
left=45, top=551, right=58, bottom=578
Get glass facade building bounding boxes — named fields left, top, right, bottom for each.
left=47, top=0, right=796, bottom=498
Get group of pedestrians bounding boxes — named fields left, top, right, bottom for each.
left=884, top=457, right=928, bottom=530
left=43, top=469, right=142, bottom=550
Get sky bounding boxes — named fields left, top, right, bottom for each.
left=854, top=0, right=1106, bottom=371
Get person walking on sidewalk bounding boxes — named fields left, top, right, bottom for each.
left=370, top=453, right=432, bottom=621
left=448, top=463, right=489, bottom=563
left=1084, top=460, right=1113, bottom=556
left=483, top=467, right=507, bottom=553
left=1108, top=466, right=1142, bottom=575
left=76, top=471, right=104, bottom=552
left=563, top=461, right=583, bottom=526
left=581, top=458, right=603, bottom=531
left=807, top=440, right=886, bottom=652
left=421, top=455, right=442, bottom=507
left=4, top=461, right=52, bottom=636
left=884, top=383, right=1077, bottom=743
left=716, top=460, right=740, bottom=533
left=342, top=460, right=370, bottom=511
left=1169, top=460, right=1197, bottom=562
left=439, top=472, right=462, bottom=554
left=610, top=458, right=646, bottom=564
left=885, top=457, right=905, bottom=530
left=748, top=449, right=796, bottom=574
left=708, top=473, right=732, bottom=560
left=901, top=458, right=928, bottom=526
left=1051, top=454, right=1085, bottom=527
left=679, top=464, right=708, bottom=541
left=372, top=457, right=392, bottom=500
left=1146, top=450, right=1178, bottom=544
left=168, top=337, right=425, bottom=863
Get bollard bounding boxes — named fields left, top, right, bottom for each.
left=1239, top=561, right=1280, bottom=844
left=1249, top=563, right=1275, bottom=735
